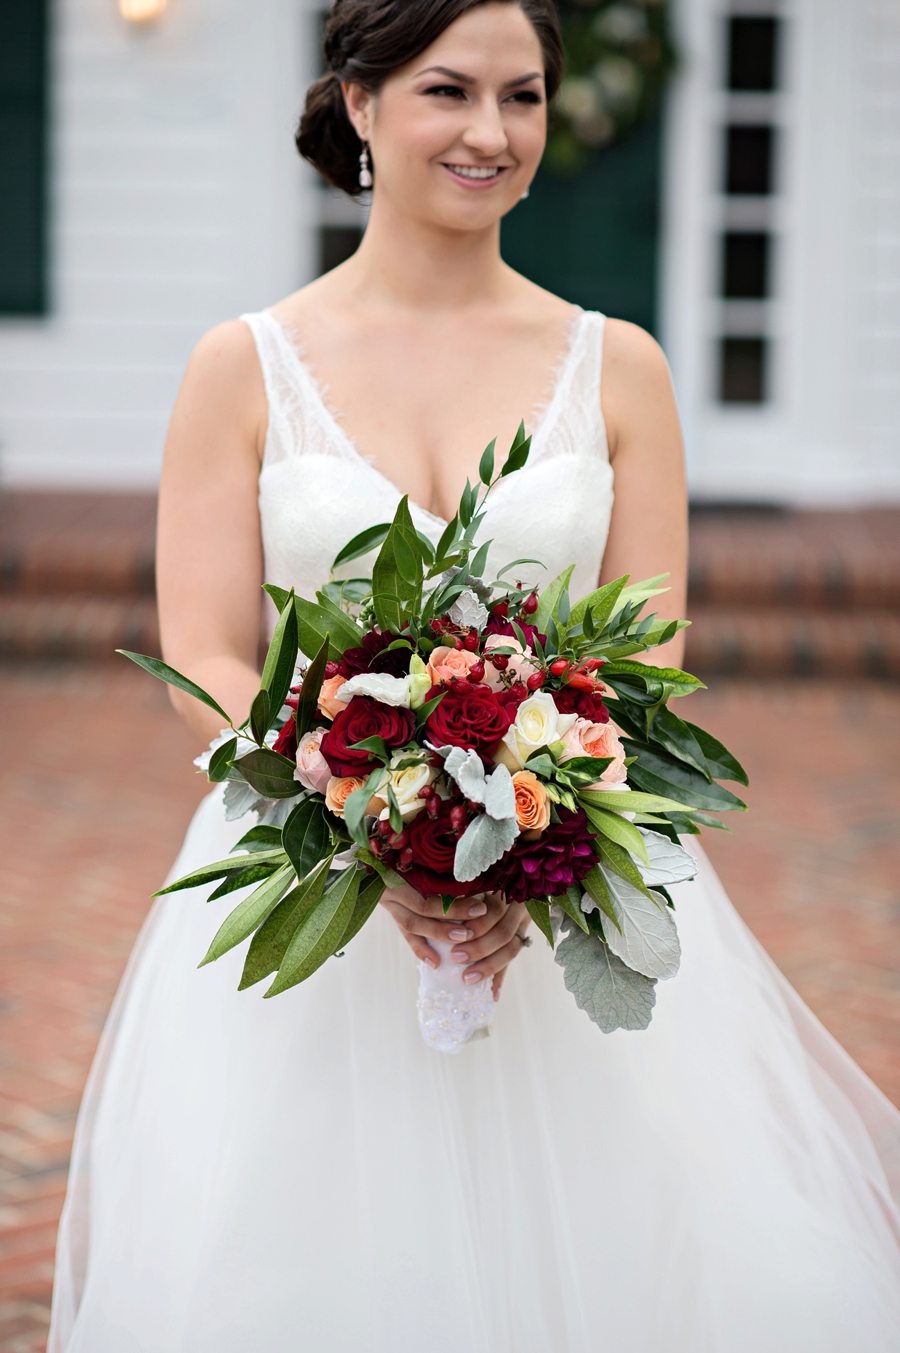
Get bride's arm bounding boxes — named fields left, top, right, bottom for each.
left=599, top=320, right=688, bottom=669
left=156, top=321, right=268, bottom=742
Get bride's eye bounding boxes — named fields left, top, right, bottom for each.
left=507, top=90, right=542, bottom=105
left=423, top=84, right=467, bottom=100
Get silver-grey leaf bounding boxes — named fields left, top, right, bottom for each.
left=223, top=780, right=265, bottom=822
left=443, top=746, right=486, bottom=804
left=259, top=796, right=298, bottom=828
left=637, top=829, right=698, bottom=886
left=555, top=926, right=657, bottom=1033
left=484, top=762, right=517, bottom=821
left=453, top=812, right=519, bottom=881
left=598, top=872, right=681, bottom=980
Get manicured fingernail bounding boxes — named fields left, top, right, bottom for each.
left=448, top=927, right=470, bottom=941
left=425, top=954, right=439, bottom=969
left=468, top=903, right=487, bottom=917
left=463, top=970, right=483, bottom=984
left=451, top=950, right=469, bottom=964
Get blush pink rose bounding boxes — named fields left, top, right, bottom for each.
left=483, top=634, right=541, bottom=690
left=317, top=674, right=348, bottom=720
left=560, top=718, right=627, bottom=786
left=293, top=728, right=333, bottom=794
left=426, top=645, right=480, bottom=687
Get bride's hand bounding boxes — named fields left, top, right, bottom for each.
left=379, top=886, right=531, bottom=999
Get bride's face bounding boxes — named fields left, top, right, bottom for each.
left=343, top=3, right=547, bottom=231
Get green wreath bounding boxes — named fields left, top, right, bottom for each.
left=546, top=0, right=676, bottom=175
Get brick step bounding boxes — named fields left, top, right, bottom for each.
left=684, top=607, right=900, bottom=677
left=0, top=491, right=156, bottom=598
left=0, top=597, right=159, bottom=661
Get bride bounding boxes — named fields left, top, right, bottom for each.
left=49, top=1, right=900, bottom=1348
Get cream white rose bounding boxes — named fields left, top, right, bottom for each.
left=372, top=753, right=437, bottom=821
left=494, top=692, right=578, bottom=771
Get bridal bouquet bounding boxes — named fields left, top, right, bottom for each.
left=122, top=426, right=747, bottom=1046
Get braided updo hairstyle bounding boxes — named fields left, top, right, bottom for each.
left=297, top=0, right=565, bottom=195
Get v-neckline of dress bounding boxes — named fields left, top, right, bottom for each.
left=261, top=306, right=586, bottom=529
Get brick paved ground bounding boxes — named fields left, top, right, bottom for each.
left=0, top=664, right=898, bottom=1352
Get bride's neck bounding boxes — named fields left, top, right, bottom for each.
left=342, top=195, right=509, bottom=311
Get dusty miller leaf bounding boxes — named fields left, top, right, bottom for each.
left=483, top=762, right=516, bottom=821
left=555, top=925, right=657, bottom=1033
left=637, top=828, right=698, bottom=887
left=454, top=813, right=519, bottom=882
left=443, top=746, right=486, bottom=803
left=223, top=780, right=264, bottom=822
left=597, top=866, right=681, bottom=980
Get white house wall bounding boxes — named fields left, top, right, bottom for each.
left=0, top=0, right=319, bottom=488
left=661, top=0, right=900, bottom=505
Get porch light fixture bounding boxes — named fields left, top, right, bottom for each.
left=119, top=0, right=169, bottom=21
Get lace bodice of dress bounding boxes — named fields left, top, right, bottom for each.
left=243, top=308, right=614, bottom=605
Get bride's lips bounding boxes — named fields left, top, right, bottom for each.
left=440, top=163, right=511, bottom=189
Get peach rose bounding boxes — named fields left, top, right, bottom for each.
left=560, top=718, right=627, bottom=786
left=511, top=770, right=551, bottom=838
left=324, top=775, right=368, bottom=818
left=317, top=674, right=348, bottom=720
left=294, top=727, right=332, bottom=795
left=426, top=645, right=480, bottom=687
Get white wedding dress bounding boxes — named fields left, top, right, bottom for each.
left=49, top=310, right=900, bottom=1352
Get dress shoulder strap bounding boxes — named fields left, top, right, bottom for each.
left=240, top=310, right=322, bottom=468
left=534, top=310, right=609, bottom=464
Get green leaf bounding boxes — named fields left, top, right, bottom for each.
left=592, top=836, right=654, bottom=900
left=478, top=437, right=497, bottom=486
left=234, top=748, right=301, bottom=799
left=199, top=863, right=294, bottom=967
left=524, top=898, right=554, bottom=946
left=249, top=689, right=271, bottom=746
left=579, top=788, right=695, bottom=815
left=415, top=531, right=435, bottom=566
left=349, top=735, right=391, bottom=764
left=266, top=866, right=362, bottom=995
left=554, top=887, right=590, bottom=933
left=207, top=737, right=237, bottom=783
left=332, top=523, right=391, bottom=570
left=287, top=594, right=356, bottom=661
left=334, top=873, right=385, bottom=952
left=356, top=848, right=404, bottom=889
left=494, top=557, right=545, bottom=580
left=500, top=422, right=532, bottom=476
left=153, top=848, right=287, bottom=896
left=469, top=539, right=491, bottom=579
left=232, top=824, right=283, bottom=852
left=534, top=565, right=576, bottom=634
left=259, top=586, right=298, bottom=722
left=682, top=722, right=749, bottom=786
left=116, top=651, right=231, bottom=724
left=568, top=576, right=628, bottom=628
left=645, top=706, right=712, bottom=781
left=416, top=692, right=445, bottom=728
left=434, top=515, right=461, bottom=562
left=238, top=860, right=331, bottom=988
left=393, top=525, right=420, bottom=586
left=582, top=803, right=650, bottom=863
left=582, top=865, right=621, bottom=932
left=623, top=743, right=748, bottom=812
left=386, top=783, right=403, bottom=834
left=458, top=479, right=478, bottom=528
left=602, top=661, right=706, bottom=699
left=207, top=860, right=281, bottom=900
left=313, top=592, right=366, bottom=652
left=611, top=573, right=671, bottom=619
left=282, top=798, right=330, bottom=881
left=344, top=769, right=387, bottom=849
left=295, top=634, right=330, bottom=739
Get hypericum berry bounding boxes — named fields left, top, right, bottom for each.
left=388, top=828, right=409, bottom=850
left=469, top=661, right=485, bottom=683
left=491, top=600, right=509, bottom=621
left=398, top=847, right=414, bottom=871
left=490, top=653, right=509, bottom=671
left=549, top=658, right=569, bottom=678
left=323, top=661, right=340, bottom=679
left=463, top=630, right=479, bottom=652
left=526, top=671, right=545, bottom=691
left=377, top=818, right=393, bottom=837
left=522, top=591, right=539, bottom=615
left=426, top=795, right=441, bottom=818
left=369, top=837, right=383, bottom=857
left=418, top=785, right=433, bottom=800
left=454, top=636, right=464, bottom=650
left=449, top=804, right=468, bottom=833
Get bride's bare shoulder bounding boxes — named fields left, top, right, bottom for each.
left=183, top=318, right=263, bottom=394
left=602, top=317, right=671, bottom=387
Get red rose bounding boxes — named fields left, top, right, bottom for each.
left=496, top=683, right=529, bottom=715
left=425, top=682, right=512, bottom=757
left=402, top=799, right=485, bottom=898
left=320, top=696, right=415, bottom=778
left=272, top=714, right=298, bottom=760
left=552, top=686, right=610, bottom=722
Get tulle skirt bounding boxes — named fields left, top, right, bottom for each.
left=49, top=787, right=900, bottom=1352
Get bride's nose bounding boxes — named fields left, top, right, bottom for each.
left=460, top=96, right=509, bottom=159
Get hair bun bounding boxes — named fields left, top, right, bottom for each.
left=296, top=71, right=365, bottom=196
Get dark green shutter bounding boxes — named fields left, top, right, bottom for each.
left=0, top=0, right=48, bottom=314
left=501, top=116, right=662, bottom=335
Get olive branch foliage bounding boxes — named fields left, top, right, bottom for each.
left=118, top=423, right=746, bottom=1003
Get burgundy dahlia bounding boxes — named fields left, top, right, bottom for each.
left=487, top=806, right=597, bottom=904
left=338, top=629, right=411, bottom=679
left=552, top=686, right=610, bottom=723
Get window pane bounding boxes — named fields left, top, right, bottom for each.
left=725, top=125, right=774, bottom=195
left=0, top=0, right=48, bottom=314
left=722, top=231, right=770, bottom=298
left=727, top=17, right=779, bottom=92
left=720, top=337, right=767, bottom=402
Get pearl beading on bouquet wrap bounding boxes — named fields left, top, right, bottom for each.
left=417, top=938, right=495, bottom=1053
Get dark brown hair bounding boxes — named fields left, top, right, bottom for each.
left=297, top=0, right=564, bottom=195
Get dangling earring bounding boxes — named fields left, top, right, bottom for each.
left=358, top=143, right=373, bottom=190
left=520, top=187, right=530, bottom=200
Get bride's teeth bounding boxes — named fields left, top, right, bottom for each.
left=450, top=165, right=500, bottom=179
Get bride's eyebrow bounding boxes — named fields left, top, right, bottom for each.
left=415, top=65, right=542, bottom=89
